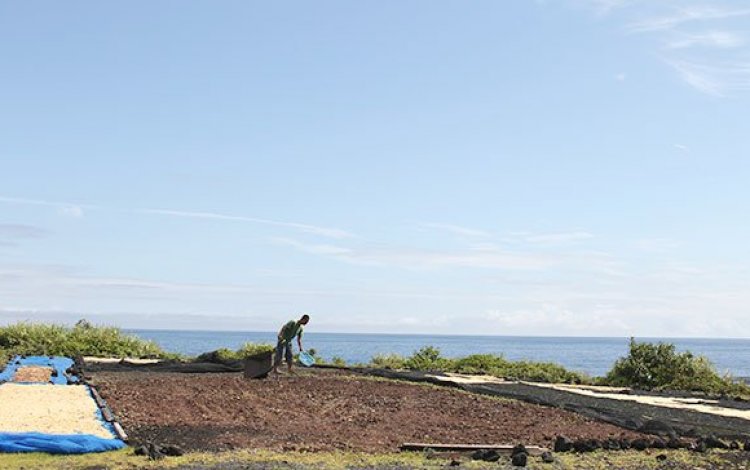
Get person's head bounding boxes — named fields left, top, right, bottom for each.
left=299, top=314, right=310, bottom=325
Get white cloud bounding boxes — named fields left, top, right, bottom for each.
left=615, top=73, right=627, bottom=81
left=666, top=59, right=750, bottom=96
left=666, top=31, right=745, bottom=50
left=0, top=224, right=49, bottom=239
left=674, top=143, right=689, bottom=151
left=139, top=208, right=352, bottom=239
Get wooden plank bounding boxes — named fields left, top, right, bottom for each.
left=101, top=406, right=115, bottom=422
left=89, top=386, right=106, bottom=408
left=400, top=443, right=548, bottom=456
left=112, top=421, right=128, bottom=442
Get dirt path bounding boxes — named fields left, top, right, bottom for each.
left=92, top=370, right=643, bottom=452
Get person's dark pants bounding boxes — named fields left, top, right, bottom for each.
left=275, top=340, right=293, bottom=366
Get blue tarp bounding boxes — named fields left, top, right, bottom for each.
left=0, top=356, right=126, bottom=454
left=0, top=432, right=126, bottom=454
left=0, top=356, right=77, bottom=384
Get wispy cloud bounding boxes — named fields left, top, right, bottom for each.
left=666, top=59, right=750, bottom=96
left=420, top=222, right=491, bottom=238
left=139, top=208, right=352, bottom=239
left=665, top=31, right=745, bottom=50
left=674, top=143, right=689, bottom=151
left=524, top=231, right=595, bottom=244
left=273, top=236, right=561, bottom=271
left=0, top=224, right=50, bottom=240
left=0, top=195, right=89, bottom=218
left=627, top=7, right=750, bottom=33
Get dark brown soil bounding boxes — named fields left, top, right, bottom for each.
left=92, top=369, right=644, bottom=452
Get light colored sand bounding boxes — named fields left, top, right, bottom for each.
left=12, top=366, right=53, bottom=383
left=526, top=382, right=750, bottom=421
left=0, top=383, right=115, bottom=438
left=428, top=373, right=750, bottom=421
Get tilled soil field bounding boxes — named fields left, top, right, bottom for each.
left=93, top=370, right=644, bottom=452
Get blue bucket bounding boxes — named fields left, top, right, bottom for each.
left=299, top=351, right=315, bottom=367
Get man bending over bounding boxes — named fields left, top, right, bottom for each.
left=273, top=314, right=310, bottom=374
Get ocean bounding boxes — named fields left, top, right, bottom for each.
left=127, top=330, right=750, bottom=378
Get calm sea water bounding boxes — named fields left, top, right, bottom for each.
left=127, top=330, right=750, bottom=378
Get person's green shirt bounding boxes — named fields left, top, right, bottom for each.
left=279, top=320, right=303, bottom=343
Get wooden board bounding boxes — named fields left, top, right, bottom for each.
left=400, top=443, right=548, bottom=456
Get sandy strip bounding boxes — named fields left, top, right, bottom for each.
left=525, top=382, right=750, bottom=421
left=427, top=373, right=750, bottom=421
left=0, top=384, right=115, bottom=439
left=12, top=366, right=53, bottom=383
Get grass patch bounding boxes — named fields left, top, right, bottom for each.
left=0, top=448, right=738, bottom=470
left=0, top=321, right=165, bottom=359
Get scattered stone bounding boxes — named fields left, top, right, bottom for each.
left=573, top=439, right=600, bottom=453
left=691, top=440, right=707, bottom=453
left=619, top=438, right=632, bottom=450
left=651, top=437, right=667, bottom=449
left=656, top=454, right=668, bottom=462
left=470, top=449, right=500, bottom=462
left=511, top=444, right=528, bottom=457
left=554, top=436, right=573, bottom=452
left=541, top=451, right=555, bottom=463
left=702, top=435, right=729, bottom=449
left=511, top=452, right=528, bottom=467
left=147, top=442, right=165, bottom=461
left=639, top=420, right=677, bottom=440
left=667, top=438, right=686, bottom=449
left=160, top=444, right=184, bottom=457
left=603, top=438, right=621, bottom=450
left=729, top=441, right=741, bottom=450
left=449, top=459, right=461, bottom=466
left=632, top=438, right=650, bottom=451
left=744, top=440, right=750, bottom=452
left=133, top=445, right=148, bottom=456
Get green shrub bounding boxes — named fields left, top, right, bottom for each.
left=195, top=342, right=274, bottom=364
left=237, top=342, right=274, bottom=358
left=0, top=321, right=164, bottom=358
left=331, top=356, right=346, bottom=367
left=371, top=353, right=407, bottom=369
left=603, top=338, right=747, bottom=394
left=404, top=346, right=455, bottom=371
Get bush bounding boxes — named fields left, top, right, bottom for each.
left=603, top=338, right=747, bottom=394
left=370, top=353, right=407, bottom=369
left=0, top=321, right=164, bottom=358
left=195, top=342, right=274, bottom=364
left=331, top=356, right=346, bottom=367
left=367, top=347, right=589, bottom=384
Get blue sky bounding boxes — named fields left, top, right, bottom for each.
left=1, top=1, right=749, bottom=337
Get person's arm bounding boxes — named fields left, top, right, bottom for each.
left=277, top=325, right=285, bottom=342
left=297, top=333, right=303, bottom=352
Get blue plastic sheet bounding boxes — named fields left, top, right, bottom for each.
left=0, top=356, right=77, bottom=384
left=0, top=356, right=126, bottom=454
left=0, top=432, right=126, bottom=454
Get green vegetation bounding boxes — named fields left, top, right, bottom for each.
left=602, top=338, right=750, bottom=396
left=369, top=347, right=590, bottom=384
left=0, top=321, right=164, bottom=358
left=194, top=342, right=274, bottom=364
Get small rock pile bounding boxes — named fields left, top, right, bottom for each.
left=134, top=442, right=185, bottom=460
